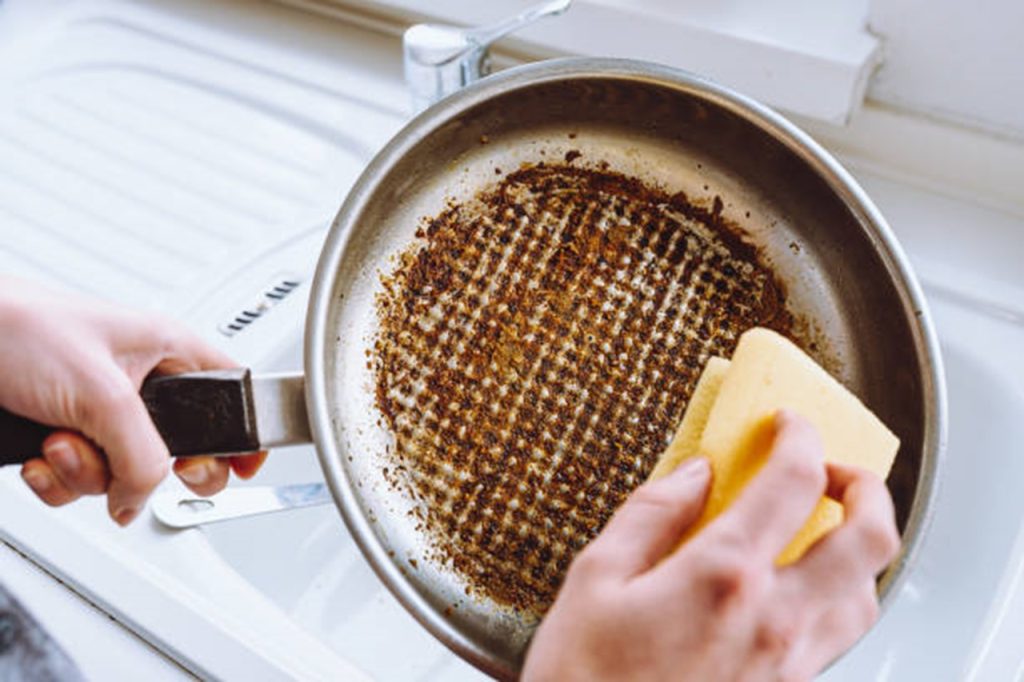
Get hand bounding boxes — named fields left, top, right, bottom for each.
left=522, top=411, right=900, bottom=682
left=0, top=277, right=266, bottom=525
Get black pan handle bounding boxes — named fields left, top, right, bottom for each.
left=0, top=369, right=261, bottom=467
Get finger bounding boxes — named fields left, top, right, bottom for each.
left=778, top=580, right=879, bottom=680
left=20, top=458, right=81, bottom=506
left=780, top=463, right=899, bottom=601
left=705, top=410, right=826, bottom=561
left=152, top=324, right=236, bottom=375
left=158, top=328, right=253, bottom=494
left=42, top=432, right=111, bottom=495
left=230, top=451, right=268, bottom=480
left=581, top=457, right=711, bottom=578
left=109, top=312, right=235, bottom=380
left=173, top=456, right=231, bottom=497
left=174, top=451, right=268, bottom=499
left=78, top=373, right=171, bottom=525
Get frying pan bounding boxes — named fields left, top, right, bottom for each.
left=0, top=59, right=946, bottom=679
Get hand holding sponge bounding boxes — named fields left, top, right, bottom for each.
left=650, top=327, right=900, bottom=564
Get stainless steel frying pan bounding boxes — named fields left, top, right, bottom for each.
left=0, top=59, right=946, bottom=679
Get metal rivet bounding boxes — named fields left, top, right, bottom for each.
left=178, top=499, right=215, bottom=513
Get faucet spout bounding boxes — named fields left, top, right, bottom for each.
left=403, top=0, right=573, bottom=113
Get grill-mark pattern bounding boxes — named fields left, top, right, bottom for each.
left=374, top=164, right=790, bottom=614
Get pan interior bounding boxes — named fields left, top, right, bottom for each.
left=320, top=68, right=929, bottom=677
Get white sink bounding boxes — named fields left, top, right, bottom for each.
left=822, top=293, right=1024, bottom=680
left=3, top=1, right=1024, bottom=681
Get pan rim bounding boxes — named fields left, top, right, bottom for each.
left=305, top=57, right=947, bottom=679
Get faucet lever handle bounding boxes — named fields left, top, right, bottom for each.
left=466, top=0, right=572, bottom=50
left=403, top=0, right=573, bottom=112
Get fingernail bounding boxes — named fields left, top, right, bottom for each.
left=22, top=468, right=52, bottom=494
left=674, top=457, right=710, bottom=479
left=114, top=506, right=139, bottom=526
left=45, top=441, right=81, bottom=477
left=177, top=463, right=210, bottom=487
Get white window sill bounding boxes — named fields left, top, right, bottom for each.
left=301, top=0, right=882, bottom=123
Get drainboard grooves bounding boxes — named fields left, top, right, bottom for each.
left=0, top=129, right=233, bottom=243
left=0, top=165, right=201, bottom=268
left=17, top=109, right=274, bottom=226
left=52, top=93, right=310, bottom=205
left=374, top=164, right=792, bottom=614
left=107, top=87, right=323, bottom=178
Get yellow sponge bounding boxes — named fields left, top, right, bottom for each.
left=650, top=327, right=899, bottom=564
left=649, top=356, right=731, bottom=481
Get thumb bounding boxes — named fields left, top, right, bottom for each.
left=585, top=457, right=711, bottom=578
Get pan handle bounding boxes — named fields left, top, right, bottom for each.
left=0, top=369, right=311, bottom=467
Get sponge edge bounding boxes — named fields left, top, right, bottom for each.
left=704, top=327, right=899, bottom=479
left=649, top=356, right=731, bottom=481
left=651, top=327, right=900, bottom=565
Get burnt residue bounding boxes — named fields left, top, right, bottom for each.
left=373, top=164, right=792, bottom=615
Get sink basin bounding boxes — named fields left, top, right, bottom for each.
left=821, top=291, right=1024, bottom=680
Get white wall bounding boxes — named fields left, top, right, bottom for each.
left=868, top=0, right=1024, bottom=140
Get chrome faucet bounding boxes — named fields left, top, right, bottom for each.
left=402, top=0, right=573, bottom=113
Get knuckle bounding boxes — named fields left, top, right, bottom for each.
left=697, top=549, right=762, bottom=608
left=146, top=324, right=176, bottom=357
left=784, top=455, right=826, bottom=492
left=857, top=517, right=901, bottom=564
left=754, top=616, right=799, bottom=658
left=149, top=315, right=189, bottom=355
